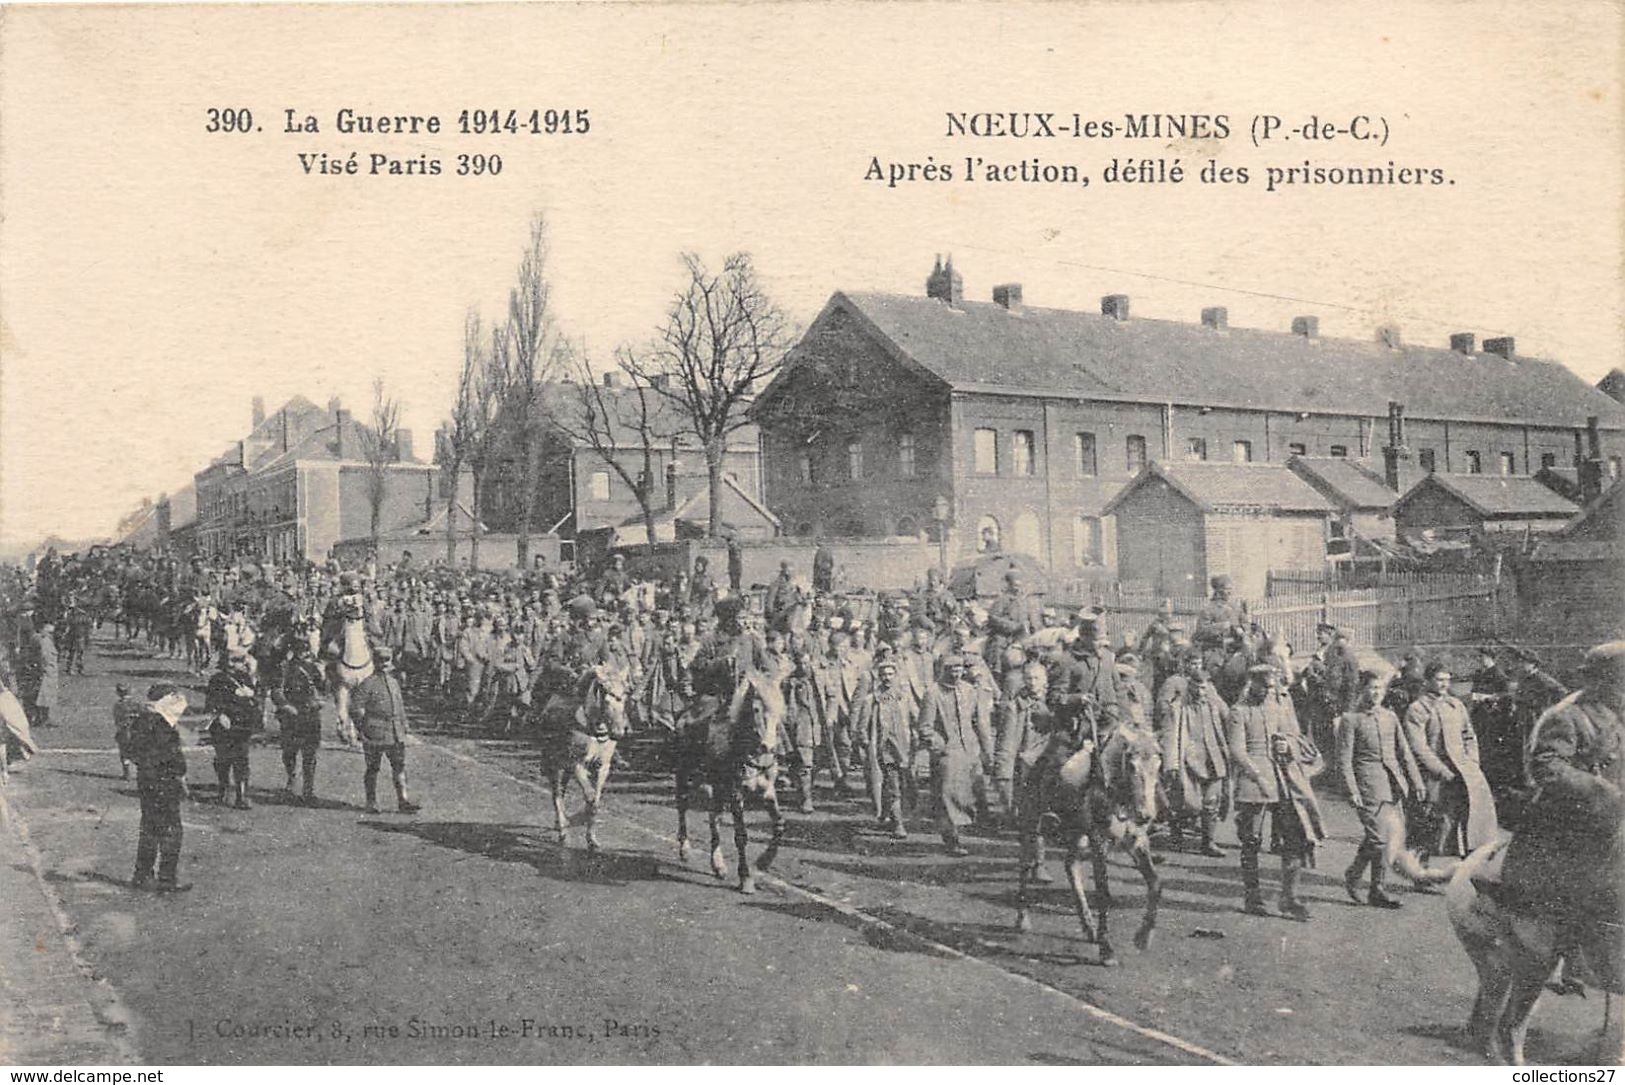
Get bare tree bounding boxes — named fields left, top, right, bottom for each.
left=360, top=377, right=404, bottom=560
left=496, top=213, right=571, bottom=570
left=557, top=347, right=669, bottom=552
left=468, top=323, right=510, bottom=571
left=627, top=252, right=793, bottom=536
left=441, top=309, right=495, bottom=565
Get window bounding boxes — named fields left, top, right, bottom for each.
left=1540, top=452, right=1557, bottom=471
left=847, top=440, right=864, bottom=481
left=1465, top=450, right=1483, bottom=475
left=897, top=434, right=916, bottom=479
left=589, top=471, right=611, bottom=501
left=895, top=514, right=920, bottom=537
left=1233, top=440, right=1253, bottom=464
left=1185, top=437, right=1208, bottom=462
left=1329, top=445, right=1349, bottom=458
left=1499, top=452, right=1517, bottom=476
left=1126, top=435, right=1148, bottom=473
left=1611, top=457, right=1622, bottom=479
left=974, top=428, right=999, bottom=474
left=797, top=451, right=813, bottom=484
left=1287, top=442, right=1308, bottom=457
left=1074, top=514, right=1102, bottom=566
left=1419, top=448, right=1437, bottom=473
left=1013, top=430, right=1036, bottom=476
left=1075, top=432, right=1097, bottom=476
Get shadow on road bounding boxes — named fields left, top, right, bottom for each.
left=362, top=818, right=669, bottom=887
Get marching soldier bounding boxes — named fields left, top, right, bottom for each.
left=1403, top=662, right=1498, bottom=858
left=1227, top=662, right=1324, bottom=920
left=996, top=659, right=1059, bottom=878
left=111, top=682, right=140, bottom=780
left=915, top=654, right=994, bottom=857
left=1156, top=648, right=1231, bottom=856
left=351, top=646, right=421, bottom=815
left=274, top=637, right=326, bottom=802
left=205, top=649, right=258, bottom=809
left=852, top=648, right=915, bottom=835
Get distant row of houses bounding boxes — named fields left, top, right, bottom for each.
left=117, top=256, right=1625, bottom=591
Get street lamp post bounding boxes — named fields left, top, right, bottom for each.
left=933, top=495, right=950, bottom=577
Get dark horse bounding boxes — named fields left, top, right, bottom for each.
left=673, top=671, right=787, bottom=894
left=1014, top=722, right=1164, bottom=966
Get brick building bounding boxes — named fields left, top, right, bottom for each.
left=475, top=377, right=761, bottom=545
left=1391, top=474, right=1580, bottom=544
left=194, top=396, right=442, bottom=563
left=750, top=257, right=1625, bottom=578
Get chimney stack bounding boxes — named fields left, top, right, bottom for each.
left=1482, top=336, right=1516, bottom=359
left=1382, top=400, right=1410, bottom=494
left=649, top=374, right=669, bottom=390
left=925, top=254, right=964, bottom=308
left=602, top=372, right=619, bottom=388
left=1449, top=333, right=1476, bottom=355
left=1376, top=325, right=1403, bottom=350
left=1291, top=316, right=1320, bottom=339
left=992, top=283, right=1023, bottom=312
left=1200, top=306, right=1228, bottom=330
left=252, top=395, right=266, bottom=429
left=396, top=428, right=414, bottom=463
left=664, top=461, right=679, bottom=511
left=1101, top=294, right=1131, bottom=321
left=1579, top=415, right=1605, bottom=503
left=280, top=409, right=291, bottom=452
left=335, top=408, right=351, bottom=459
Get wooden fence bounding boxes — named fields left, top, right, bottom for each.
left=1054, top=571, right=1511, bottom=653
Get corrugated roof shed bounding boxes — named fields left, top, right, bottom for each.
left=1103, top=461, right=1335, bottom=516
left=825, top=292, right=1625, bottom=430
left=1404, top=474, right=1580, bottom=518
left=1287, top=456, right=1398, bottom=511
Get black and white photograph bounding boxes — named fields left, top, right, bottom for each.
left=0, top=1, right=1621, bottom=1070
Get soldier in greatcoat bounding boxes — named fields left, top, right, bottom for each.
left=852, top=650, right=916, bottom=835
left=205, top=649, right=258, bottom=808
left=996, top=659, right=1062, bottom=876
left=780, top=636, right=827, bottom=814
left=1227, top=662, right=1325, bottom=920
left=915, top=654, right=994, bottom=856
left=1403, top=661, right=1498, bottom=857
left=350, top=646, right=421, bottom=815
left=1156, top=648, right=1231, bottom=856
left=1338, top=667, right=1442, bottom=908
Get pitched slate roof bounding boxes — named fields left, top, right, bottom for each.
left=1101, top=461, right=1334, bottom=517
left=1399, top=474, right=1580, bottom=519
left=1287, top=456, right=1398, bottom=511
left=538, top=381, right=758, bottom=451
left=822, top=292, right=1625, bottom=430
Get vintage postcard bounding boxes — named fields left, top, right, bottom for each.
left=1, top=1, right=1621, bottom=1071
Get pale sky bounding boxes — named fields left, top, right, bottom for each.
left=2, top=2, right=1620, bottom=546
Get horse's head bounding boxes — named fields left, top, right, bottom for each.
left=582, top=664, right=629, bottom=735
left=1105, top=724, right=1163, bottom=824
left=729, top=670, right=786, bottom=757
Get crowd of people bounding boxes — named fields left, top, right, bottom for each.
left=0, top=544, right=1616, bottom=952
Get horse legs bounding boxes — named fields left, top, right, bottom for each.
left=1065, top=834, right=1109, bottom=965
left=733, top=791, right=755, bottom=894
left=572, top=759, right=600, bottom=854
left=675, top=761, right=692, bottom=864
left=708, top=795, right=728, bottom=881
left=1494, top=952, right=1556, bottom=1066
left=548, top=767, right=568, bottom=846
left=757, top=783, right=783, bottom=873
left=586, top=742, right=615, bottom=854
left=1130, top=836, right=1161, bottom=952
left=1015, top=854, right=1034, bottom=933
left=1091, top=834, right=1114, bottom=908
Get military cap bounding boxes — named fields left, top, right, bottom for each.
left=1211, top=575, right=1232, bottom=591
left=146, top=682, right=185, bottom=702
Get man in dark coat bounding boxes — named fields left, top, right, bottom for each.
left=852, top=650, right=915, bottom=835
left=812, top=543, right=835, bottom=595
left=273, top=637, right=326, bottom=802
left=915, top=654, right=994, bottom=856
left=129, top=683, right=193, bottom=893
left=205, top=649, right=258, bottom=809
left=350, top=647, right=421, bottom=814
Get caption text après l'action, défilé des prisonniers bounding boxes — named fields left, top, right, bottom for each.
left=864, top=111, right=1451, bottom=193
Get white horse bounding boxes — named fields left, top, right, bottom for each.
left=325, top=597, right=373, bottom=746
left=1447, top=835, right=1621, bottom=1065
